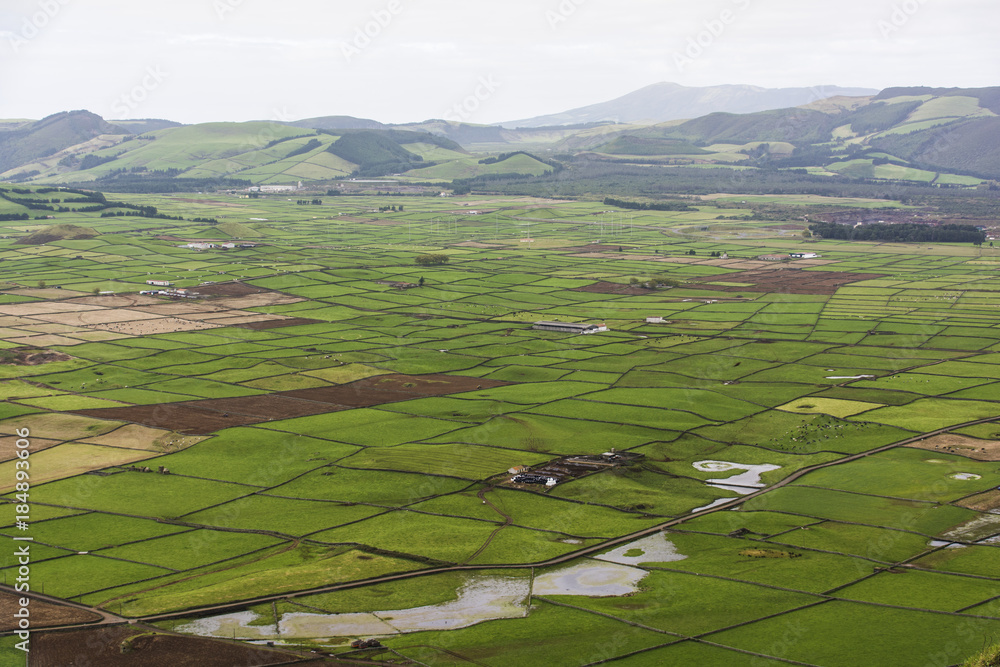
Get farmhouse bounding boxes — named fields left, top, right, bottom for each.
left=533, top=321, right=608, bottom=334
left=146, top=280, right=172, bottom=287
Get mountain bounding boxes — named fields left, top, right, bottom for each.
left=0, top=110, right=126, bottom=175
left=502, top=82, right=879, bottom=128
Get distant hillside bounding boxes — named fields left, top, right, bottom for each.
left=873, top=87, right=1000, bottom=114
left=114, top=119, right=184, bottom=134
left=287, top=116, right=387, bottom=131
left=665, top=108, right=837, bottom=145
left=870, top=116, right=1000, bottom=178
left=0, top=110, right=126, bottom=174
left=503, top=82, right=879, bottom=128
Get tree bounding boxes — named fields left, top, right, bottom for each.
left=418, top=276, right=425, bottom=286
left=415, top=254, right=449, bottom=266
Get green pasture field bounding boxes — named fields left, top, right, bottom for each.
left=2, top=189, right=1000, bottom=665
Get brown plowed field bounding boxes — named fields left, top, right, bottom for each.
left=235, top=318, right=324, bottom=330
left=30, top=625, right=305, bottom=666
left=73, top=374, right=510, bottom=435
left=687, top=269, right=885, bottom=295
left=0, top=592, right=101, bottom=631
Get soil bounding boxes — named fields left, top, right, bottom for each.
left=959, top=490, right=1000, bottom=512
left=0, top=347, right=71, bottom=366
left=73, top=374, right=510, bottom=435
left=235, top=318, right=324, bottom=330
left=907, top=434, right=1000, bottom=461
left=0, top=592, right=101, bottom=632
left=29, top=625, right=307, bottom=666
left=687, top=268, right=885, bottom=295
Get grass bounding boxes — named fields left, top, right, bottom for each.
left=6, top=190, right=1000, bottom=663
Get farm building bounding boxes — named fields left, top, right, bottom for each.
left=146, top=280, right=173, bottom=287
left=790, top=252, right=820, bottom=259
left=533, top=321, right=608, bottom=334
left=757, top=254, right=790, bottom=261
left=645, top=317, right=665, bottom=324
left=508, top=466, right=530, bottom=475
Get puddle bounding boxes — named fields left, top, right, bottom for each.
left=693, top=460, right=781, bottom=494
left=941, top=513, right=1000, bottom=541
left=533, top=562, right=647, bottom=597
left=951, top=473, right=982, bottom=481
left=176, top=577, right=530, bottom=640
left=691, top=498, right=734, bottom=513
left=177, top=562, right=658, bottom=641
left=595, top=533, right=687, bottom=566
left=929, top=540, right=966, bottom=549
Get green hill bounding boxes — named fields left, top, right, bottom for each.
left=0, top=110, right=125, bottom=175
left=15, top=223, right=98, bottom=245
left=597, top=135, right=710, bottom=156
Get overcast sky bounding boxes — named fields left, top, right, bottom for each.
left=1, top=0, right=996, bottom=125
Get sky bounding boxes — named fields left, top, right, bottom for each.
left=0, top=0, right=996, bottom=125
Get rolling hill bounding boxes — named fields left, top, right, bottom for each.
left=4, top=85, right=1000, bottom=190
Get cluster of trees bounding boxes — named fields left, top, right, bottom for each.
left=602, top=197, right=697, bottom=212
left=809, top=221, right=987, bottom=244
left=296, top=199, right=323, bottom=205
left=0, top=214, right=28, bottom=221
left=629, top=275, right=681, bottom=289
left=415, top=254, right=449, bottom=266
left=377, top=205, right=403, bottom=212
left=284, top=139, right=322, bottom=159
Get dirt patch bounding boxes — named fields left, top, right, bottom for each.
left=73, top=374, right=511, bottom=435
left=688, top=269, right=884, bottom=295
left=193, top=282, right=270, bottom=297
left=64, top=295, right=162, bottom=308
left=958, top=490, right=1000, bottom=512
left=0, top=347, right=71, bottom=366
left=87, top=318, right=222, bottom=336
left=29, top=625, right=303, bottom=667
left=235, top=318, right=324, bottom=330
left=908, top=434, right=1000, bottom=461
left=573, top=281, right=654, bottom=296
left=0, top=592, right=101, bottom=631
left=0, top=436, right=62, bottom=462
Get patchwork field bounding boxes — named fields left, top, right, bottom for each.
left=0, top=189, right=998, bottom=665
